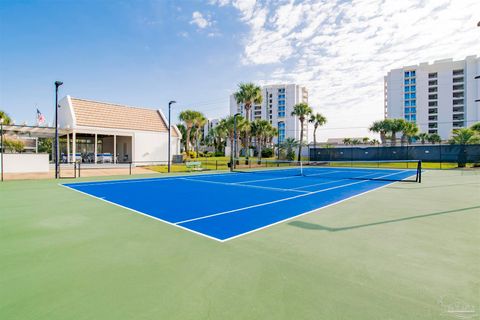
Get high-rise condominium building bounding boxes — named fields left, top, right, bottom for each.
left=384, top=55, right=480, bottom=140
left=229, top=84, right=309, bottom=144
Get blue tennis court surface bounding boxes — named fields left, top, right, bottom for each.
left=63, top=166, right=418, bottom=241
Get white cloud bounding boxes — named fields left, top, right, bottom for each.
left=214, top=0, right=480, bottom=139
left=190, top=11, right=211, bottom=29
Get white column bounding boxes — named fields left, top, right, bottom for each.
left=66, top=133, right=70, bottom=162
left=94, top=134, right=97, bottom=163
left=113, top=135, right=117, bottom=163
left=72, top=131, right=76, bottom=163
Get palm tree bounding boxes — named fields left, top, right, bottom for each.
left=427, top=133, right=441, bottom=144
left=179, top=110, right=201, bottom=155
left=370, top=139, right=380, bottom=145
left=250, top=119, right=271, bottom=160
left=0, top=110, right=11, bottom=124
left=369, top=120, right=390, bottom=145
left=309, top=112, right=327, bottom=150
left=351, top=139, right=361, bottom=145
left=449, top=128, right=480, bottom=167
left=176, top=123, right=188, bottom=152
left=280, top=138, right=299, bottom=161
left=362, top=137, right=370, bottom=144
left=233, top=83, right=262, bottom=161
left=389, top=119, right=406, bottom=146
left=401, top=121, right=419, bottom=145
left=470, top=122, right=480, bottom=132
left=417, top=132, right=429, bottom=144
left=343, top=138, right=351, bottom=145
left=193, top=113, right=207, bottom=157
left=291, top=103, right=312, bottom=161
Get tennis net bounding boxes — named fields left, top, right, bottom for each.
left=232, top=159, right=422, bottom=183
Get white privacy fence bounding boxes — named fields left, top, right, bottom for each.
left=0, top=153, right=50, bottom=173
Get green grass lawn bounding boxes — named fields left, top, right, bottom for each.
left=1, top=170, right=479, bottom=319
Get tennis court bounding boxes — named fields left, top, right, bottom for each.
left=63, top=160, right=421, bottom=241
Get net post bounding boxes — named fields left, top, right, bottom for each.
left=129, top=162, right=132, bottom=175
left=417, top=160, right=422, bottom=183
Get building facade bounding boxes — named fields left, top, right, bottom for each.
left=58, top=96, right=181, bottom=163
left=384, top=56, right=480, bottom=139
left=229, top=84, right=309, bottom=144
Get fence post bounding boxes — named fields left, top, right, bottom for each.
left=78, top=161, right=81, bottom=178
left=129, top=162, right=132, bottom=175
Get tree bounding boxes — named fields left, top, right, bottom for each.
left=0, top=110, right=12, bottom=124
left=369, top=120, right=391, bottom=145
left=470, top=122, right=480, bottom=132
left=38, top=137, right=53, bottom=154
left=250, top=119, right=272, bottom=160
left=233, top=83, right=262, bottom=160
left=449, top=128, right=480, bottom=167
left=179, top=110, right=201, bottom=155
left=370, top=139, right=380, bottom=145
left=417, top=132, right=429, bottom=144
left=401, top=121, right=419, bottom=145
left=192, top=113, right=207, bottom=157
left=291, top=103, right=312, bottom=161
left=351, top=139, right=361, bottom=145
left=362, top=137, right=370, bottom=144
left=4, top=138, right=25, bottom=153
left=280, top=138, right=299, bottom=161
left=309, top=112, right=327, bottom=150
left=427, top=133, right=441, bottom=144
left=389, top=119, right=406, bottom=146
left=343, top=138, right=351, bottom=145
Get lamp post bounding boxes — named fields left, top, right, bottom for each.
left=168, top=100, right=176, bottom=173
left=231, top=113, right=241, bottom=172
left=54, top=81, right=63, bottom=179
left=1, top=117, right=4, bottom=182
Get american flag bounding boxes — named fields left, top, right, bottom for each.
left=36, top=109, right=46, bottom=125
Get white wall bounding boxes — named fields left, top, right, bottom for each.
left=0, top=154, right=49, bottom=173
left=133, top=131, right=180, bottom=163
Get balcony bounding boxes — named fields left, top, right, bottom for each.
left=453, top=107, right=464, bottom=113
left=453, top=99, right=464, bottom=105
left=453, top=77, right=464, bottom=83
left=453, top=69, right=464, bottom=76
left=453, top=121, right=464, bottom=128
left=453, top=115, right=464, bottom=121
left=428, top=72, right=437, bottom=79
left=429, top=115, right=438, bottom=121
left=453, top=92, right=464, bottom=98
left=428, top=129, right=438, bottom=134
left=429, top=123, right=438, bottom=128
left=428, top=87, right=438, bottom=93
left=428, top=108, right=438, bottom=114
left=453, top=84, right=464, bottom=91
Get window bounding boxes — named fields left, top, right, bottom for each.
left=453, top=69, right=464, bottom=76
left=278, top=88, right=285, bottom=93
left=410, top=100, right=416, bottom=106
left=429, top=101, right=438, bottom=107
left=453, top=99, right=464, bottom=105
left=429, top=87, right=437, bottom=93
left=410, top=85, right=416, bottom=91
left=405, top=86, right=410, bottom=92
left=429, top=80, right=437, bottom=86
left=429, top=94, right=437, bottom=100
left=411, top=70, right=416, bottom=77
left=404, top=79, right=410, bottom=85
left=453, top=92, right=464, bottom=98
left=410, top=78, right=416, bottom=84
left=278, top=111, right=285, bottom=117
left=278, top=100, right=285, bottom=106
left=278, top=122, right=285, bottom=142
left=404, top=115, right=410, bottom=121
left=453, top=84, right=464, bottom=90
left=411, top=114, right=416, bottom=121
left=404, top=100, right=411, bottom=106
left=410, top=93, right=416, bottom=99
left=404, top=71, right=410, bottom=77
left=404, top=93, right=410, bottom=99
left=428, top=72, right=437, bottom=78
left=278, top=94, right=285, bottom=99
left=404, top=107, right=410, bottom=114
left=428, top=115, right=437, bottom=121
left=410, top=107, right=416, bottom=113
left=453, top=77, right=464, bottom=83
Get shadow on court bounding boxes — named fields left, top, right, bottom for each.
left=288, top=206, right=480, bottom=232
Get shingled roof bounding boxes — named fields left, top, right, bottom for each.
left=70, top=98, right=177, bottom=136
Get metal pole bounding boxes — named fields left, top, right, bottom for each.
left=168, top=100, right=176, bottom=173
left=54, top=81, right=63, bottom=179
left=1, top=119, right=3, bottom=182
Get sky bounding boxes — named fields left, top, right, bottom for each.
left=0, top=0, right=479, bottom=141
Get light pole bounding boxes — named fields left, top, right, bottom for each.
left=1, top=117, right=4, bottom=182
left=54, top=81, right=63, bottom=179
left=168, top=100, right=176, bottom=173
left=231, top=113, right=241, bottom=171
left=476, top=76, right=480, bottom=102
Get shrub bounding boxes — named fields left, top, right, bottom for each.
left=186, top=151, right=197, bottom=158
left=286, top=150, right=295, bottom=161
left=261, top=148, right=274, bottom=158
left=4, top=138, right=25, bottom=153
left=205, top=152, right=214, bottom=157
left=214, top=151, right=225, bottom=157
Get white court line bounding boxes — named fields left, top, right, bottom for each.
left=179, top=178, right=309, bottom=193
left=235, top=170, right=341, bottom=184
left=174, top=170, right=411, bottom=225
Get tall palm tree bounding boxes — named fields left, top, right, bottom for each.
left=369, top=120, right=390, bottom=145
left=309, top=112, right=327, bottom=150
left=343, top=138, right=351, bottom=145
left=0, top=110, right=11, bottom=124
left=179, top=110, right=201, bottom=155
left=389, top=119, right=406, bottom=146
left=291, top=102, right=312, bottom=161
left=193, top=113, right=207, bottom=157
left=250, top=119, right=272, bottom=160
left=362, top=137, right=370, bottom=144
left=401, top=121, right=419, bottom=145
left=176, top=123, right=188, bottom=152
left=233, top=83, right=262, bottom=161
